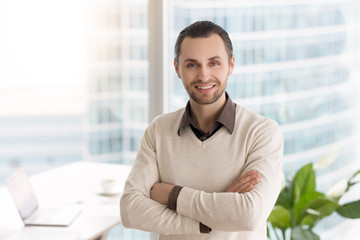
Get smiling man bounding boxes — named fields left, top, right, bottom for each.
left=120, top=21, right=283, bottom=240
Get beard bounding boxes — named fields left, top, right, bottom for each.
left=185, top=79, right=227, bottom=105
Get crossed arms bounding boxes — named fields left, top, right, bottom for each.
left=120, top=120, right=283, bottom=234
left=150, top=169, right=261, bottom=205
left=150, top=170, right=261, bottom=232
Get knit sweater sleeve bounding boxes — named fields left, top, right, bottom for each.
left=120, top=121, right=201, bottom=235
left=176, top=120, right=283, bottom=232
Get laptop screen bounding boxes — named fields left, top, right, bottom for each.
left=6, top=168, right=39, bottom=220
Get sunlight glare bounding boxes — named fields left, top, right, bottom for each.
left=0, top=0, right=88, bottom=116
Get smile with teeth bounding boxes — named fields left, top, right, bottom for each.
left=196, top=85, right=215, bottom=90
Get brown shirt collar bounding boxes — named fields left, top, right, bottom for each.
left=177, top=92, right=236, bottom=136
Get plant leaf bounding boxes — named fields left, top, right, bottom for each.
left=337, top=200, right=360, bottom=219
left=301, top=215, right=315, bottom=226
left=300, top=198, right=339, bottom=227
left=292, top=183, right=301, bottom=207
left=276, top=185, right=292, bottom=209
left=267, top=206, right=291, bottom=231
left=292, top=163, right=316, bottom=199
left=308, top=198, right=339, bottom=218
left=294, top=191, right=324, bottom=225
left=292, top=226, right=320, bottom=240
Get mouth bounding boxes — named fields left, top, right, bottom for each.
left=195, top=84, right=216, bottom=93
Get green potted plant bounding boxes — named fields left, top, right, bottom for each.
left=267, top=150, right=360, bottom=239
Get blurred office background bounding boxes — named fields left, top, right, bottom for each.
left=0, top=0, right=360, bottom=239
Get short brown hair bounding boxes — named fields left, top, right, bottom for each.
left=174, top=21, right=233, bottom=63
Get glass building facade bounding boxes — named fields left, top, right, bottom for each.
left=86, top=0, right=150, bottom=239
left=0, top=115, right=83, bottom=184
left=86, top=0, right=148, bottom=165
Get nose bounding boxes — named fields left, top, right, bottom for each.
left=198, top=66, right=211, bottom=82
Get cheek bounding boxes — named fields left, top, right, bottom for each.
left=180, top=69, right=194, bottom=81
left=213, top=69, right=228, bottom=79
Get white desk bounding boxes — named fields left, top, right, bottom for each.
left=0, top=161, right=132, bottom=240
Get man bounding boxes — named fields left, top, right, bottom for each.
left=120, top=21, right=283, bottom=240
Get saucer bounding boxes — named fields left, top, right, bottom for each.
left=96, top=186, right=122, bottom=196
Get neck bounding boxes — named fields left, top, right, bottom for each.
left=190, top=92, right=226, bottom=133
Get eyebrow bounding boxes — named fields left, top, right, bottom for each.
left=208, top=56, right=223, bottom=61
left=183, top=58, right=197, bottom=63
left=183, top=56, right=224, bottom=63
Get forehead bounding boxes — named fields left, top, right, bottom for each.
left=179, top=34, right=228, bottom=61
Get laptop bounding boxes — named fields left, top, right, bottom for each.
left=6, top=168, right=81, bottom=227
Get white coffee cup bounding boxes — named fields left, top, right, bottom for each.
left=101, top=179, right=116, bottom=194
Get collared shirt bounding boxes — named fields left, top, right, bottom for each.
left=172, top=92, right=236, bottom=233
left=177, top=92, right=236, bottom=141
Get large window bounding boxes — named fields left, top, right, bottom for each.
left=86, top=0, right=148, bottom=165
left=0, top=0, right=87, bottom=182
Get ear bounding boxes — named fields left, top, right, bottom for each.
left=228, top=55, right=235, bottom=76
left=174, top=59, right=181, bottom=79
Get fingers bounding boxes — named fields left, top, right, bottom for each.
left=244, top=184, right=254, bottom=193
left=226, top=170, right=261, bottom=193
left=239, top=183, right=254, bottom=194
left=226, top=170, right=257, bottom=192
left=236, top=177, right=260, bottom=193
left=150, top=182, right=175, bottom=205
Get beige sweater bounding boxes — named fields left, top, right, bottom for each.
left=120, top=104, right=283, bottom=240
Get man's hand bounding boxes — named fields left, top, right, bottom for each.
left=150, top=171, right=260, bottom=204
left=226, top=170, right=261, bottom=193
left=150, top=182, right=175, bottom=205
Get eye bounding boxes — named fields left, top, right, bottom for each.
left=187, top=63, right=197, bottom=68
left=210, top=61, right=219, bottom=66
